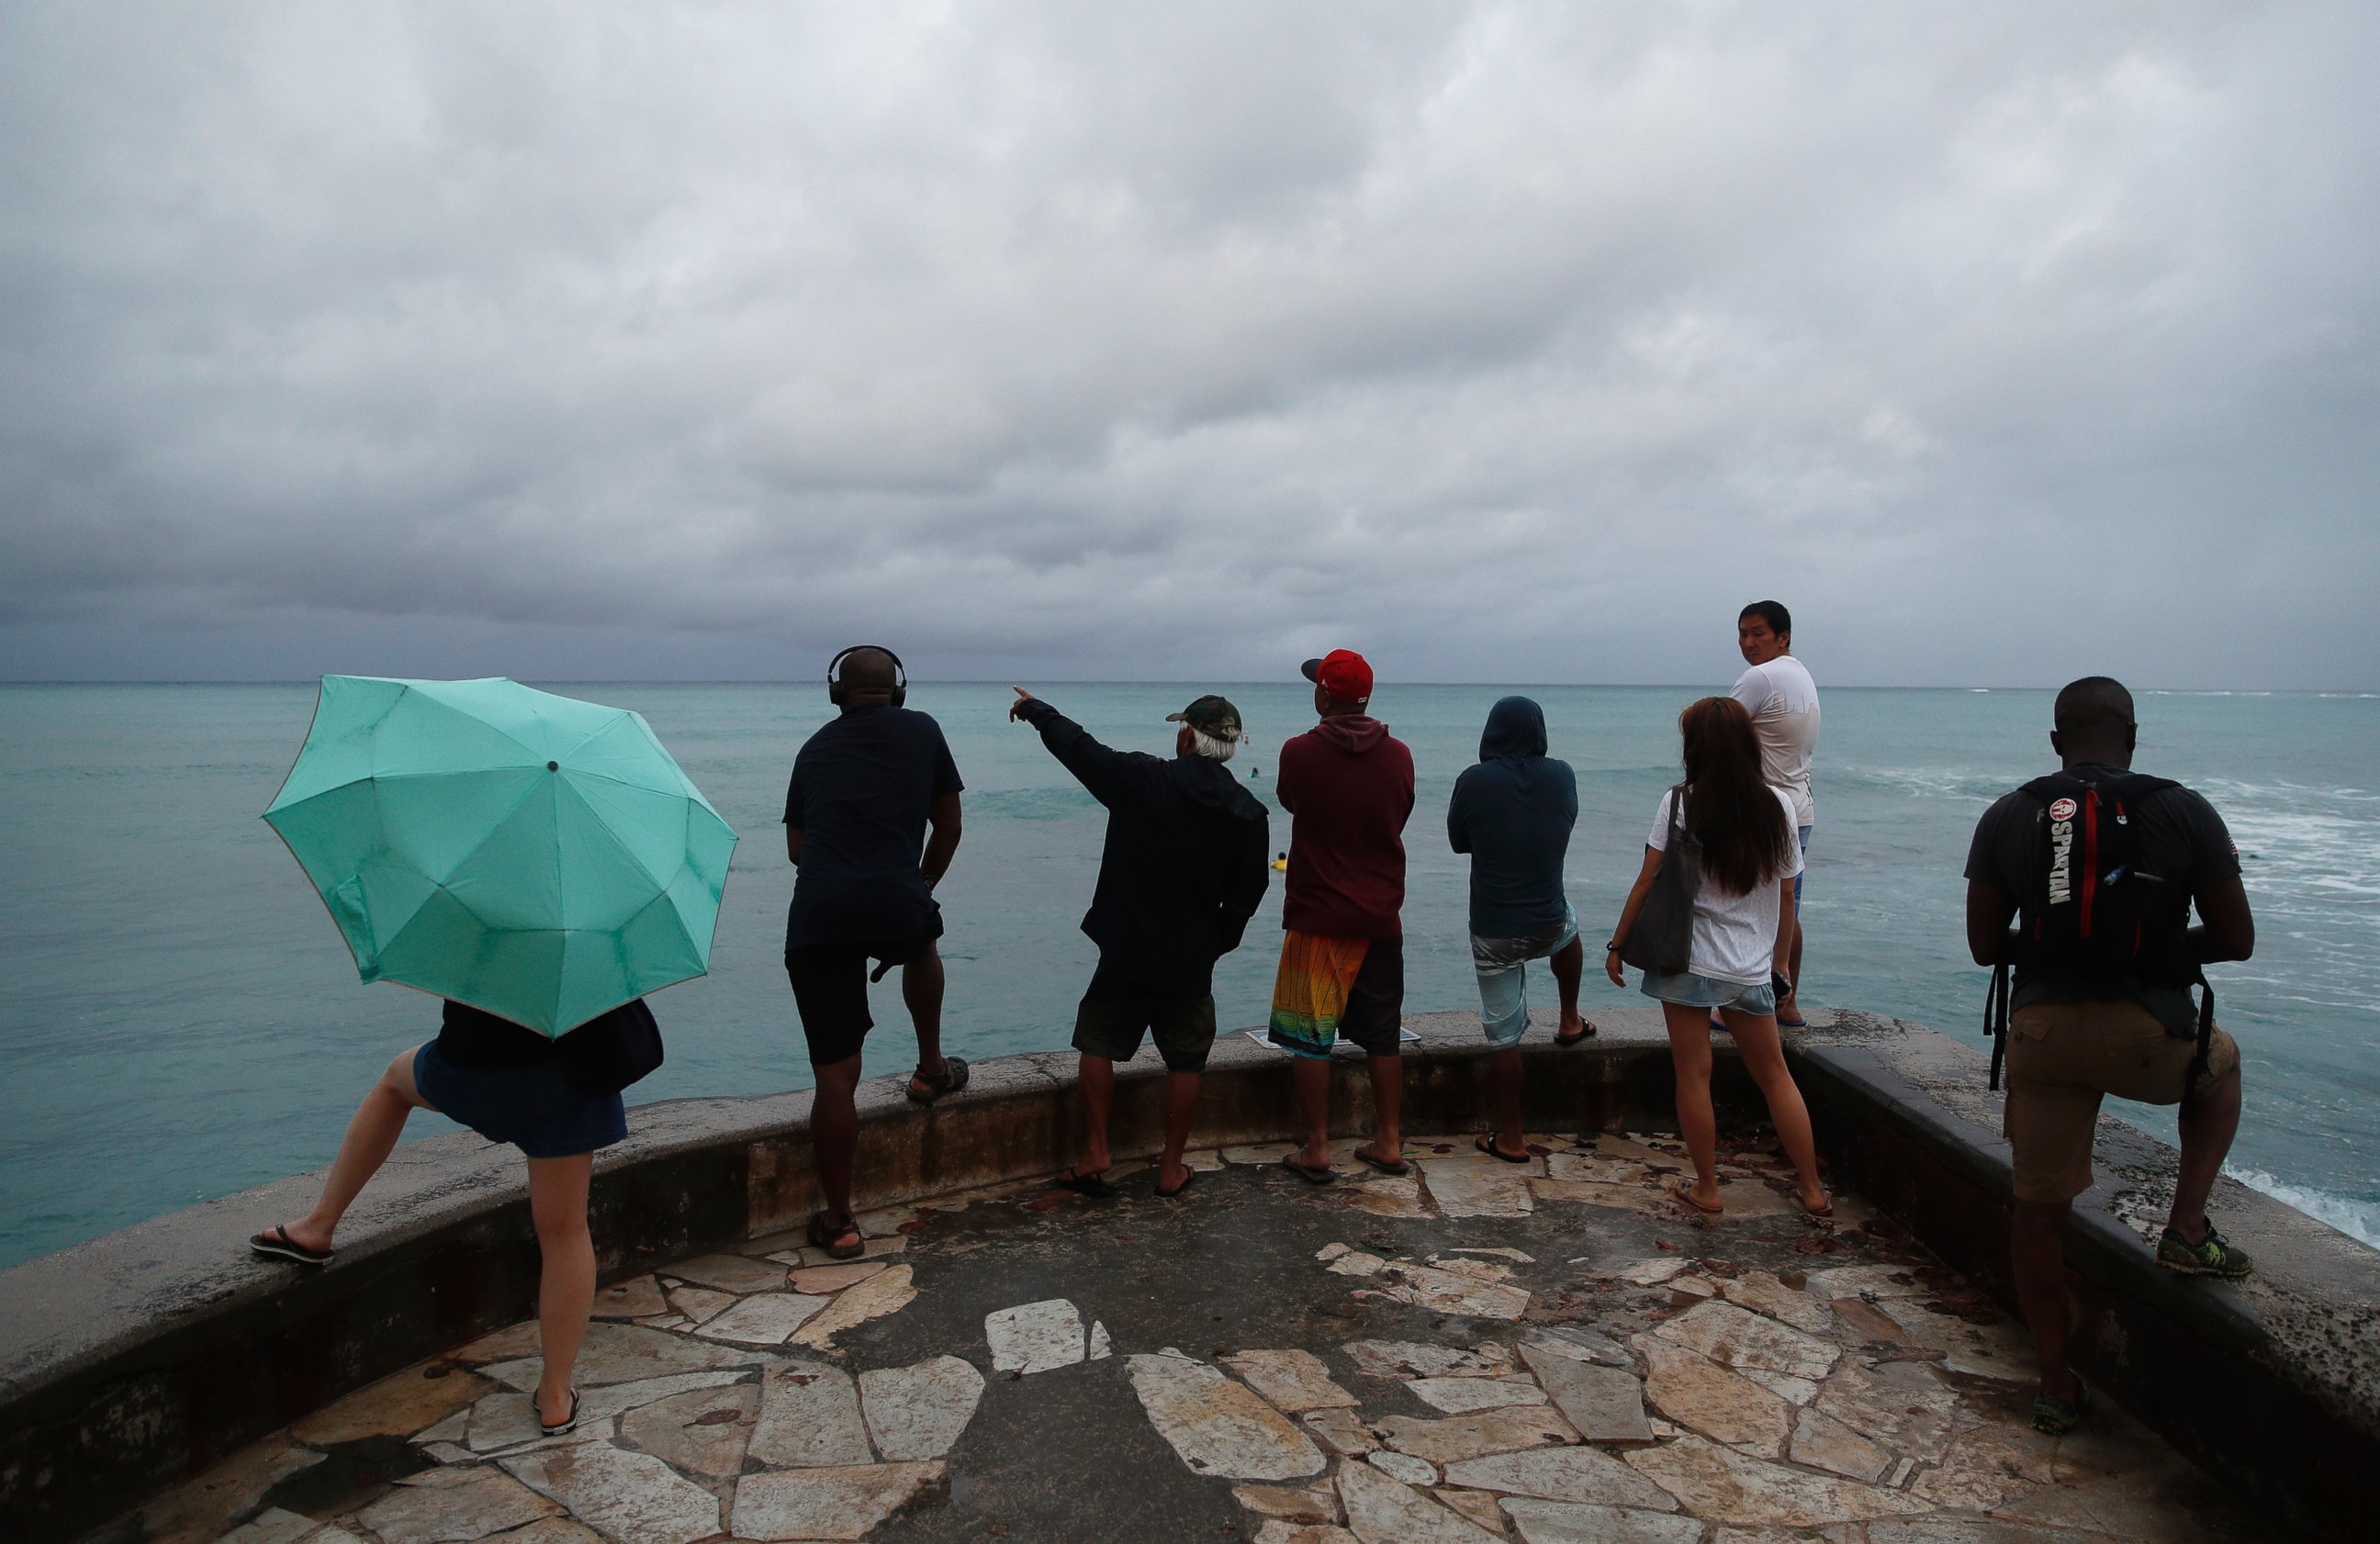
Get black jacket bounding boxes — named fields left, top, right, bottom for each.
left=1017, top=698, right=1271, bottom=994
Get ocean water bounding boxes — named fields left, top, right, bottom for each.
left=1, top=681, right=2374, bottom=1270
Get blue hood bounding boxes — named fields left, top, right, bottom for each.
left=1480, top=696, right=1548, bottom=786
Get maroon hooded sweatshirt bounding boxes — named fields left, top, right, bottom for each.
left=1275, top=714, right=1415, bottom=938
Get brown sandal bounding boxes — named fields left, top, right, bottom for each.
left=807, top=1210, right=865, bottom=1260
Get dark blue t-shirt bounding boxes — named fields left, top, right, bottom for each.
left=1446, top=697, right=1577, bottom=938
left=783, top=705, right=963, bottom=951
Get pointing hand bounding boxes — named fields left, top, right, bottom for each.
left=1008, top=686, right=1036, bottom=722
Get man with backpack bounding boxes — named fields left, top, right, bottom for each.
left=1964, top=677, right=2256, bottom=1436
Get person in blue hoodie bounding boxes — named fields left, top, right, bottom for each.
left=1449, top=696, right=1591, bottom=1162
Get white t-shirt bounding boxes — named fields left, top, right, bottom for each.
left=1731, top=655, right=1820, bottom=828
left=1646, top=786, right=1804, bottom=985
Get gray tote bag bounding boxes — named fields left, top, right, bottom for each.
left=1621, top=784, right=1698, bottom=976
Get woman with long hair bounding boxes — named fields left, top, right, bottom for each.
left=1606, top=697, right=1830, bottom=1216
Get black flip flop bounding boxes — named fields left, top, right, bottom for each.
left=807, top=1211, right=865, bottom=1260
left=250, top=1225, right=333, bottom=1267
left=1553, top=1021, right=1598, bottom=1047
left=1279, top=1154, right=1337, bottom=1186
left=1053, top=1165, right=1117, bottom=1198
left=539, top=1388, right=580, bottom=1438
left=907, top=1056, right=971, bottom=1105
left=1475, top=1134, right=1532, bottom=1165
left=1353, top=1145, right=1409, bottom=1177
left=1156, top=1167, right=1201, bottom=1200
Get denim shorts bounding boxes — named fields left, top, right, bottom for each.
left=1471, top=901, right=1580, bottom=1049
left=1639, top=969, right=1777, bottom=1018
left=414, top=1042, right=628, bottom=1159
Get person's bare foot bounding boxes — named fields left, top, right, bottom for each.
left=1798, top=1183, right=1833, bottom=1217
left=277, top=1219, right=333, bottom=1254
left=1671, top=1179, right=1724, bottom=1215
left=535, top=1382, right=577, bottom=1430
left=1298, top=1140, right=1333, bottom=1170
left=1554, top=1010, right=1596, bottom=1046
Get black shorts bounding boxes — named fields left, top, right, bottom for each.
left=785, top=936, right=937, bottom=1067
left=1072, top=962, right=1218, bottom=1074
left=1337, top=934, right=1406, bottom=1055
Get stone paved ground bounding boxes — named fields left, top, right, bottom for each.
left=133, top=1129, right=2280, bottom=1544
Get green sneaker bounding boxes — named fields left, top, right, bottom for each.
left=2157, top=1222, right=2255, bottom=1279
left=2031, top=1375, right=2092, bottom=1436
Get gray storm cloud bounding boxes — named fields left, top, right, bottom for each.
left=1, top=3, right=2374, bottom=686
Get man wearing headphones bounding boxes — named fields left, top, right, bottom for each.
left=784, top=645, right=966, bottom=1259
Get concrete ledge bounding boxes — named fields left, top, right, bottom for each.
left=1, top=1007, right=2374, bottom=1542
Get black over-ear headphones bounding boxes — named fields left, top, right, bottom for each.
left=826, top=644, right=908, bottom=708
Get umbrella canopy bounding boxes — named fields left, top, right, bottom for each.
left=264, top=676, right=738, bottom=1035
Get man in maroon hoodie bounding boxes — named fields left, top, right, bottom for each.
left=1268, top=648, right=1417, bottom=1182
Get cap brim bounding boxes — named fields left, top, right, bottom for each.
left=1299, top=658, right=1323, bottom=683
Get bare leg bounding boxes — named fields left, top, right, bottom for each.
left=1292, top=1056, right=1333, bottom=1169
left=1549, top=938, right=1590, bottom=1038
left=1722, top=1008, right=1828, bottom=1211
left=275, top=1048, right=435, bottom=1253
left=1360, top=1052, right=1404, bottom=1166
left=526, top=1152, right=595, bottom=1428
left=2013, top=1198, right=2077, bottom=1402
left=1486, top=1046, right=1528, bottom=1158
left=903, top=948, right=949, bottom=1097
left=1659, top=1003, right=1723, bottom=1210
left=1074, top=1054, right=1116, bottom=1174
left=810, top=1052, right=863, bottom=1233
left=1158, top=1071, right=1201, bottom=1191
left=1778, top=912, right=1807, bottom=1022
left=2170, top=1068, right=2242, bottom=1240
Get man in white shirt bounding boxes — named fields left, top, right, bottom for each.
left=1732, top=600, right=1819, bottom=1026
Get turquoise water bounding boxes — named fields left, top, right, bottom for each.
left=2, top=682, right=2374, bottom=1269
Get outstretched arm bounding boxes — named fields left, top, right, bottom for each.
left=1009, top=686, right=1158, bottom=806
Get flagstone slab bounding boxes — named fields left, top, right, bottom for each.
left=1126, top=1353, right=1327, bottom=1481
left=792, top=1263, right=918, bottom=1348
left=1640, top=1339, right=1792, bottom=1456
left=465, top=1371, right=747, bottom=1452
left=1811, top=1359, right=1959, bottom=1464
left=1089, top=1319, right=1114, bottom=1359
left=1441, top=1446, right=1682, bottom=1511
left=219, top=1505, right=318, bottom=1544
left=357, top=1466, right=560, bottom=1544
left=1436, top=1490, right=1507, bottom=1531
left=414, top=1408, right=471, bottom=1444
left=473, top=1323, right=759, bottom=1390
left=1341, top=1171, right=1431, bottom=1218
left=1652, top=1301, right=1840, bottom=1382
left=731, top=1462, right=944, bottom=1541
left=1723, top=1270, right=1836, bottom=1335
left=140, top=1437, right=324, bottom=1544
left=1802, top=1264, right=1925, bottom=1300
left=590, top=1276, right=669, bottom=1320
left=292, top=1364, right=492, bottom=1446
left=1623, top=1437, right=1926, bottom=1527
left=1231, top=1482, right=1337, bottom=1523
left=1255, top=1525, right=1358, bottom=1544
left=1525, top=1326, right=1633, bottom=1369
left=1424, top=1255, right=1515, bottom=1281
left=1364, top=1259, right=1532, bottom=1319
left=749, top=1359, right=874, bottom=1468
left=1874, top=1300, right=2034, bottom=1382
left=1369, top=1449, right=1439, bottom=1486
left=658, top=1252, right=789, bottom=1295
left=986, top=1298, right=1088, bottom=1374
left=1791, top=1406, right=1894, bottom=1482
left=1302, top=1406, right=1378, bottom=1456
left=616, top=1382, right=758, bottom=1481
left=1224, top=1348, right=1360, bottom=1412
left=1501, top=1499, right=1705, bottom=1544
left=787, top=1259, right=888, bottom=1294
left=1532, top=1179, right=1675, bottom=1216
left=1418, top=1158, right=1536, bottom=1217
left=1544, top=1151, right=1656, bottom=1184
left=500, top=1445, right=721, bottom=1544
left=690, top=1291, right=829, bottom=1345
left=663, top=1286, right=735, bottom=1325
left=1407, top=1375, right=1547, bottom=1414
left=1866, top=1521, right=2097, bottom=1544
left=859, top=1355, right=985, bottom=1460
left=1374, top=1406, right=1580, bottom=1466
left=1740, top=1369, right=1821, bottom=1405
left=477, top=1521, right=605, bottom=1544
left=1342, top=1339, right=1512, bottom=1380
left=1518, top=1340, right=1652, bottom=1442
left=1335, top=1458, right=1501, bottom=1544
left=1616, top=1258, right=1694, bottom=1287
left=1910, top=1425, right=2064, bottom=1511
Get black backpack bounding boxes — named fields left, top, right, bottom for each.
left=1982, top=770, right=2215, bottom=1103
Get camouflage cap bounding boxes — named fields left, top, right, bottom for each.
left=1165, top=694, right=1246, bottom=742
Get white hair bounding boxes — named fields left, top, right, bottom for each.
left=1189, top=727, right=1240, bottom=763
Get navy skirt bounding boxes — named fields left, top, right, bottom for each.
left=414, top=1043, right=627, bottom=1159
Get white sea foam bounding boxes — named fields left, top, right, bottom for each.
left=2226, top=1167, right=2380, bottom=1251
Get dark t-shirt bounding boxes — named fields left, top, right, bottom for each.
left=783, top=705, right=964, bottom=951
left=1963, top=766, right=2240, bottom=1034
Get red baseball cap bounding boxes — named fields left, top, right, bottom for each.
left=1300, top=649, right=1374, bottom=702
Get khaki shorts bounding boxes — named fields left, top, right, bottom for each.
left=2003, top=999, right=2240, bottom=1204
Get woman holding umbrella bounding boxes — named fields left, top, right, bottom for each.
left=249, top=677, right=735, bottom=1438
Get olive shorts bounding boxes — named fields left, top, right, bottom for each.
left=2003, top=999, right=2240, bottom=1204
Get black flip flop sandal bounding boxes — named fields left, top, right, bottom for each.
left=539, top=1388, right=581, bottom=1437
left=1476, top=1134, right=1532, bottom=1165
left=807, top=1211, right=866, bottom=1260
left=1353, top=1146, right=1409, bottom=1177
left=1279, top=1154, right=1337, bottom=1186
left=1053, top=1165, right=1117, bottom=1198
left=1553, top=1021, right=1598, bottom=1047
left=907, top=1056, right=971, bottom=1105
left=1156, top=1167, right=1201, bottom=1200
left=250, top=1225, right=333, bottom=1267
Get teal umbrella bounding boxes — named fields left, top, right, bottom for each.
left=264, top=676, right=738, bottom=1035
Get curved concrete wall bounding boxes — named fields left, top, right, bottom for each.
left=1, top=1008, right=2374, bottom=1542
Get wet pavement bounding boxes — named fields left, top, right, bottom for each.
left=130, top=1129, right=2277, bottom=1544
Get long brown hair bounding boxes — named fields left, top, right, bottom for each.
left=1678, top=696, right=1793, bottom=897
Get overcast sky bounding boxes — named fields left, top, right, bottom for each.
left=2, top=4, right=2374, bottom=688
